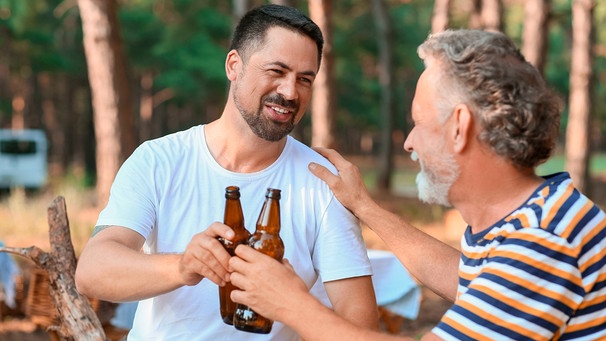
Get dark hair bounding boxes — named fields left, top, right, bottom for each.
left=418, top=29, right=563, bottom=169
left=229, top=4, right=324, bottom=67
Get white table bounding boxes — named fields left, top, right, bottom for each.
left=368, top=249, right=421, bottom=320
left=310, top=249, right=421, bottom=321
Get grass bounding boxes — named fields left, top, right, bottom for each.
left=0, top=184, right=98, bottom=255
left=536, top=153, right=606, bottom=175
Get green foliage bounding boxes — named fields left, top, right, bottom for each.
left=0, top=0, right=77, bottom=73
left=333, top=1, right=430, bottom=133
left=120, top=1, right=231, bottom=104
left=2, top=0, right=606, bottom=158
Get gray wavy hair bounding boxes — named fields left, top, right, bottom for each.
left=418, top=29, right=563, bottom=169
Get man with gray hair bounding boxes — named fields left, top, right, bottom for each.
left=229, top=29, right=606, bottom=340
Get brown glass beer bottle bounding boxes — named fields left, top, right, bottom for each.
left=233, top=188, right=284, bottom=334
left=218, top=186, right=250, bottom=325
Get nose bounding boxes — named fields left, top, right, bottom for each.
left=277, top=76, right=298, bottom=101
left=403, top=131, right=413, bottom=153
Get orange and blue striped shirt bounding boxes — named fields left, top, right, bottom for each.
left=433, top=172, right=606, bottom=340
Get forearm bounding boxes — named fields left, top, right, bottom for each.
left=355, top=200, right=460, bottom=302
left=75, top=240, right=184, bottom=302
left=283, top=293, right=408, bottom=341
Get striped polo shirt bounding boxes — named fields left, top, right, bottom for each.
left=433, top=172, right=606, bottom=340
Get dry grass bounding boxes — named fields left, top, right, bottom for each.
left=0, top=186, right=100, bottom=256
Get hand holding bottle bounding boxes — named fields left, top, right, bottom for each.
left=229, top=245, right=309, bottom=323
left=179, top=222, right=235, bottom=287
left=233, top=188, right=284, bottom=334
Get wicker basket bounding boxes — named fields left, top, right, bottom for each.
left=25, top=267, right=116, bottom=328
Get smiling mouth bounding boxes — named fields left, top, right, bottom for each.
left=270, top=105, right=293, bottom=115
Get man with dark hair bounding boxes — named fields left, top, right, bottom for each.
left=229, top=29, right=606, bottom=340
left=76, top=5, right=378, bottom=340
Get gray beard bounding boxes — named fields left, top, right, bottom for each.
left=412, top=151, right=459, bottom=207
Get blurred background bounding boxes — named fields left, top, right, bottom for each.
left=0, top=0, right=605, bottom=251
left=1, top=0, right=606, bottom=339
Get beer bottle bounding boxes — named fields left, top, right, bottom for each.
left=233, top=188, right=284, bottom=334
left=218, top=186, right=250, bottom=325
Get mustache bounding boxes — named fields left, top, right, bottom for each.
left=263, top=94, right=298, bottom=110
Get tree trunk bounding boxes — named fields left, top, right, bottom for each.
left=565, top=0, right=595, bottom=194
left=308, top=0, right=336, bottom=148
left=77, top=0, right=136, bottom=207
left=38, top=72, right=65, bottom=177
left=271, top=0, right=296, bottom=6
left=522, top=0, right=551, bottom=75
left=432, top=0, right=451, bottom=33
left=139, top=71, right=154, bottom=143
left=481, top=0, right=503, bottom=32
left=371, top=0, right=395, bottom=192
left=139, top=72, right=174, bottom=142
left=233, top=0, right=252, bottom=22
left=0, top=26, right=10, bottom=127
left=469, top=0, right=483, bottom=29
left=468, top=0, right=502, bottom=31
left=0, top=196, right=106, bottom=340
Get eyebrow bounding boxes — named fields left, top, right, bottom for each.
left=267, top=61, right=317, bottom=78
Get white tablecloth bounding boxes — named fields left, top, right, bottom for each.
left=368, top=249, right=421, bottom=320
left=310, top=249, right=421, bottom=320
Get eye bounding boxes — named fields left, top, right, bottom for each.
left=299, top=76, right=313, bottom=85
left=269, top=69, right=284, bottom=75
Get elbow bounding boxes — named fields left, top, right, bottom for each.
left=74, top=259, right=99, bottom=298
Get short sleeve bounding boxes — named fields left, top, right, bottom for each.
left=433, top=228, right=582, bottom=340
left=96, top=143, right=159, bottom=239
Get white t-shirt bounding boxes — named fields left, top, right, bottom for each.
left=97, top=125, right=372, bottom=340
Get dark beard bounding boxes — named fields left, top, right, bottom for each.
left=236, top=92, right=299, bottom=142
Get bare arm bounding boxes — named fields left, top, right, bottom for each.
left=230, top=245, right=443, bottom=341
left=324, top=275, right=379, bottom=330
left=309, top=147, right=460, bottom=302
left=75, top=223, right=235, bottom=302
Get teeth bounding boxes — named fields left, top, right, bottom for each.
left=271, top=106, right=290, bottom=114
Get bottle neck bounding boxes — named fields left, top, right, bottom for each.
left=255, top=198, right=280, bottom=234
left=224, top=198, right=245, bottom=231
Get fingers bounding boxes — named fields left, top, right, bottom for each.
left=312, top=147, right=348, bottom=168
left=231, top=244, right=273, bottom=271
left=309, top=147, right=355, bottom=188
left=308, top=162, right=338, bottom=187
left=180, top=222, right=235, bottom=286
left=229, top=245, right=284, bottom=287
left=229, top=252, right=308, bottom=322
left=206, top=221, right=235, bottom=241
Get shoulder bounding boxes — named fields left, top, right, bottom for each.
left=134, top=125, right=203, bottom=161
left=142, top=125, right=202, bottom=150
left=534, top=172, right=605, bottom=237
left=285, top=137, right=338, bottom=174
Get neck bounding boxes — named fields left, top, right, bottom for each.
left=204, top=117, right=287, bottom=173
left=452, top=158, right=543, bottom=234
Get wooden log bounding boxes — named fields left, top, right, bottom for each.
left=0, top=196, right=107, bottom=340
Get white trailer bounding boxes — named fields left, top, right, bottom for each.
left=0, top=129, right=48, bottom=189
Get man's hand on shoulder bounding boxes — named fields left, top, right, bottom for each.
left=309, top=147, right=374, bottom=217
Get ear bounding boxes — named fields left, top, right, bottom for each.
left=451, top=104, right=473, bottom=153
left=225, top=50, right=240, bottom=81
